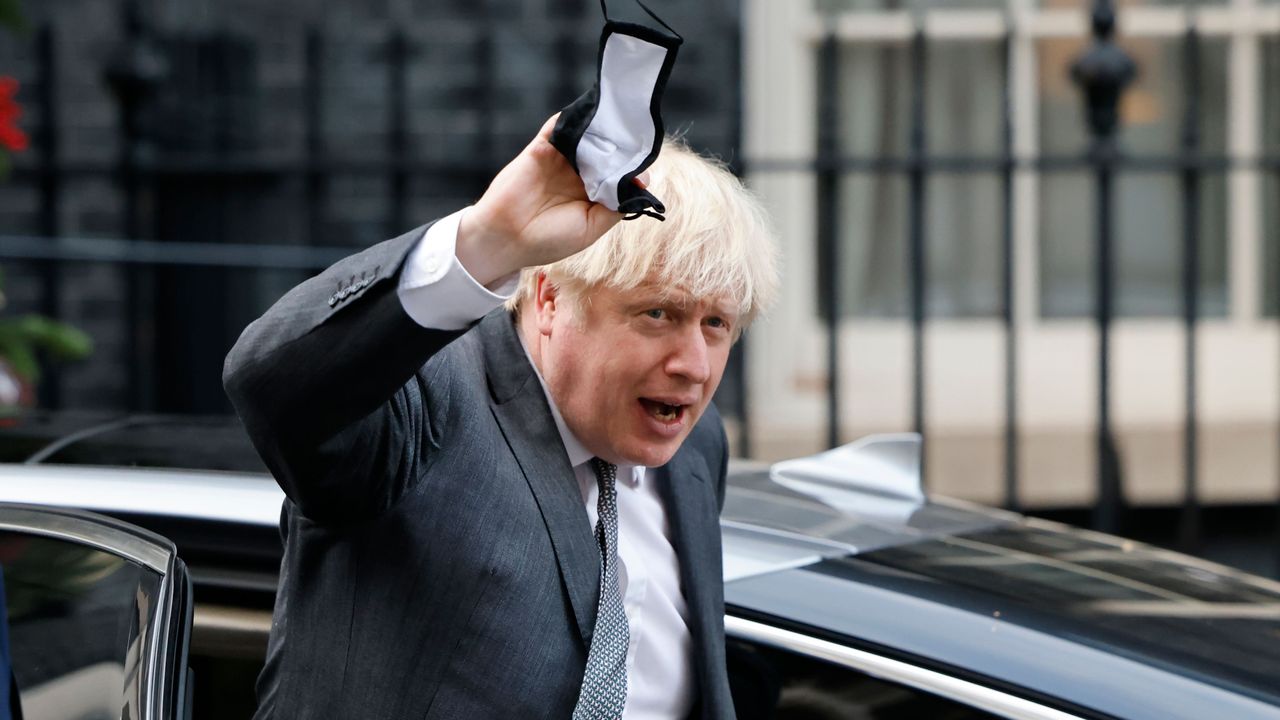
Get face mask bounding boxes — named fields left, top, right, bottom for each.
left=551, top=0, right=682, bottom=221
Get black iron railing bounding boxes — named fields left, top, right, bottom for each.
left=0, top=1, right=750, bottom=436
left=1, top=1, right=1278, bottom=562
left=744, top=0, right=1280, bottom=553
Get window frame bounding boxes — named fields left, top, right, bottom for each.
left=0, top=503, right=193, bottom=720
left=725, top=613, right=1088, bottom=720
left=796, top=2, right=1279, bottom=323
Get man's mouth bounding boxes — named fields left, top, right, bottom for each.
left=639, top=398, right=686, bottom=423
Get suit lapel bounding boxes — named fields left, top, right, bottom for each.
left=657, top=448, right=723, bottom=719
left=479, top=311, right=602, bottom=649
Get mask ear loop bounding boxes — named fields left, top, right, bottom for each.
left=598, top=0, right=684, bottom=41
left=623, top=209, right=666, bottom=222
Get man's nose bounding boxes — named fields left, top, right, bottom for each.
left=666, top=327, right=711, bottom=384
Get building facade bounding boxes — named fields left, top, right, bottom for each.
left=743, top=0, right=1280, bottom=507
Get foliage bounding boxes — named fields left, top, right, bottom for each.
left=0, top=314, right=93, bottom=384
left=0, top=0, right=22, bottom=179
left=0, top=0, right=24, bottom=34
left=0, top=76, right=29, bottom=163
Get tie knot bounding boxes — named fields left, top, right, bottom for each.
left=589, top=457, right=618, bottom=487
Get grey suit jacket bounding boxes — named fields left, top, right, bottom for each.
left=223, top=224, right=735, bottom=719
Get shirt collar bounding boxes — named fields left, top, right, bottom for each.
left=517, top=330, right=645, bottom=485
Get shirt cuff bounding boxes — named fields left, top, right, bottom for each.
left=397, top=208, right=520, bottom=331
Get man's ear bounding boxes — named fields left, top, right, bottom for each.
left=533, top=273, right=560, bottom=336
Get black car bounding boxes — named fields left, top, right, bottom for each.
left=2, top=414, right=1279, bottom=719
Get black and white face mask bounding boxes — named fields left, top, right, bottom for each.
left=551, top=0, right=681, bottom=221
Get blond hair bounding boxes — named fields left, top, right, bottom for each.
left=506, top=138, right=780, bottom=330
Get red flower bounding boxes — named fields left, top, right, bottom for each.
left=0, top=76, right=28, bottom=153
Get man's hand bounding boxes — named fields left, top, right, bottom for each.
left=456, top=115, right=629, bottom=287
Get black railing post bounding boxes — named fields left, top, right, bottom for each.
left=1179, top=24, right=1202, bottom=552
left=477, top=25, right=495, bottom=168
left=728, top=16, right=751, bottom=457
left=816, top=23, right=841, bottom=450
left=1071, top=0, right=1135, bottom=534
left=552, top=27, right=580, bottom=108
left=1000, top=28, right=1019, bottom=511
left=105, top=0, right=168, bottom=412
left=36, top=24, right=62, bottom=408
left=387, top=30, right=409, bottom=236
left=305, top=28, right=324, bottom=245
left=908, top=28, right=928, bottom=477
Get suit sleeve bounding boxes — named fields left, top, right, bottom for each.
left=223, top=222, right=466, bottom=524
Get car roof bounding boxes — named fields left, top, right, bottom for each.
left=720, top=457, right=1017, bottom=582
left=4, top=420, right=1280, bottom=718
left=722, top=451, right=1280, bottom=720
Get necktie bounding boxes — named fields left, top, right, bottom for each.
left=572, top=458, right=630, bottom=719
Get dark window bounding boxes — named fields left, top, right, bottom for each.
left=727, top=637, right=1002, bottom=720
left=0, top=531, right=162, bottom=720
left=847, top=526, right=1280, bottom=705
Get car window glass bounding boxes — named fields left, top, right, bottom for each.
left=727, top=637, right=1003, bottom=719
left=849, top=525, right=1280, bottom=705
left=0, top=531, right=161, bottom=720
left=39, top=420, right=268, bottom=474
left=0, top=412, right=268, bottom=473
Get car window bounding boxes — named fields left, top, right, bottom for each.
left=0, top=412, right=268, bottom=473
left=851, top=524, right=1280, bottom=705
left=0, top=531, right=162, bottom=720
left=36, top=419, right=268, bottom=474
left=727, top=637, right=1002, bottom=719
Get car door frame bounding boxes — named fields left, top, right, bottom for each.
left=0, top=503, right=194, bottom=720
left=725, top=614, right=1089, bottom=720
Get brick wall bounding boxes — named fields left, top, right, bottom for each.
left=0, top=0, right=741, bottom=412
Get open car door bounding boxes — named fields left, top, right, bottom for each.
left=0, top=504, right=193, bottom=720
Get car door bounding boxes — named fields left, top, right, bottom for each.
left=0, top=504, right=193, bottom=720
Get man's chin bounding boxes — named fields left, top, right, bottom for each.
left=608, top=439, right=682, bottom=469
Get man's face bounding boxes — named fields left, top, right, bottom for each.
left=532, top=277, right=737, bottom=468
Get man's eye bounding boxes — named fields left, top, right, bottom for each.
left=644, top=309, right=665, bottom=320
left=706, top=316, right=727, bottom=330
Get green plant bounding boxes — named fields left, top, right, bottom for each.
left=0, top=310, right=93, bottom=385
left=0, top=0, right=23, bottom=34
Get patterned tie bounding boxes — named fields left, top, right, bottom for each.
left=572, top=458, right=630, bottom=719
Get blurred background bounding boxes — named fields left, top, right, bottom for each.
left=0, top=0, right=1278, bottom=574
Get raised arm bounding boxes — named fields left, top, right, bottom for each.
left=223, top=115, right=623, bottom=523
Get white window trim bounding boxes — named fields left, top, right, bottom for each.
left=726, top=615, right=1086, bottom=720
left=795, top=0, right=1278, bottom=326
left=740, top=0, right=1280, bottom=483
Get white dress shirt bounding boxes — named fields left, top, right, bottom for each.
left=396, top=210, right=696, bottom=719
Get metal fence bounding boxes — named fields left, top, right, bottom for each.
left=0, top=3, right=749, bottom=424
left=3, top=1, right=1279, bottom=558
left=742, top=1, right=1280, bottom=554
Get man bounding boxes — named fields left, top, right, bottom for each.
left=224, top=115, right=778, bottom=719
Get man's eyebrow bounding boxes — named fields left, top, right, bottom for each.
left=629, top=287, right=691, bottom=305
left=624, top=292, right=669, bottom=307
left=706, top=309, right=739, bottom=325
left=703, top=298, right=738, bottom=316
